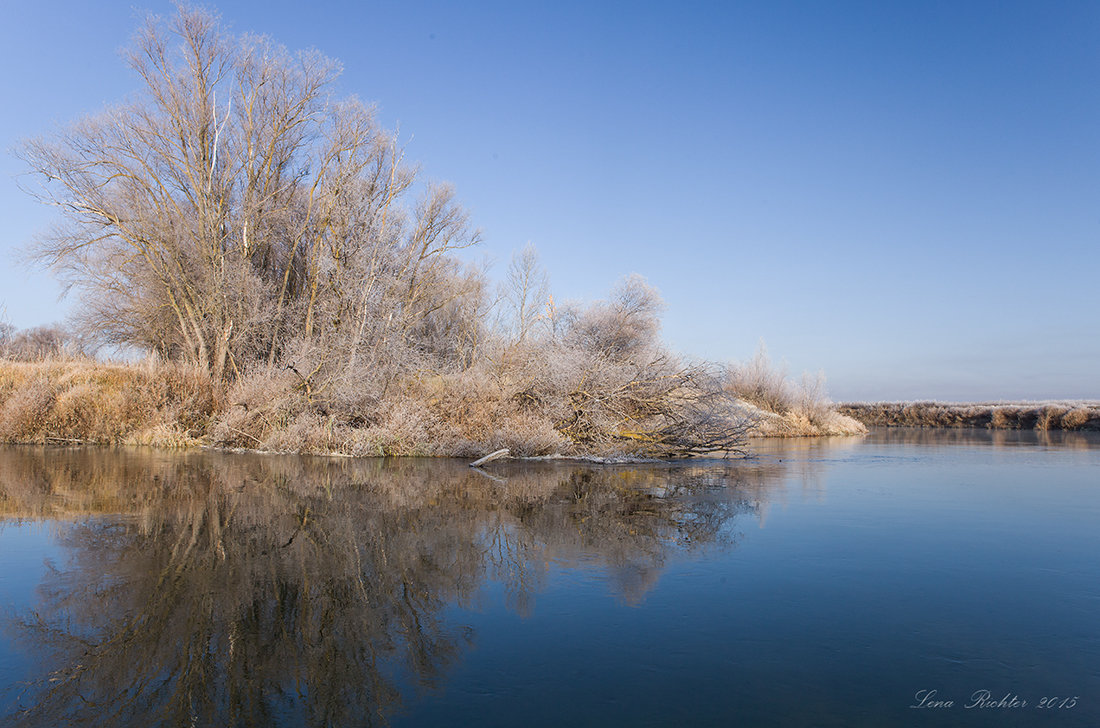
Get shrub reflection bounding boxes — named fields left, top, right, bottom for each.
left=1, top=450, right=787, bottom=726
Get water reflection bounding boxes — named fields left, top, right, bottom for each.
left=0, top=448, right=794, bottom=727
left=860, top=426, right=1100, bottom=449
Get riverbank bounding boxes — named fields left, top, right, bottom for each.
left=838, top=401, right=1100, bottom=431
left=0, top=359, right=863, bottom=457
left=737, top=400, right=866, bottom=437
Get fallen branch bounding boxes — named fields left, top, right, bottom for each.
left=470, top=448, right=509, bottom=467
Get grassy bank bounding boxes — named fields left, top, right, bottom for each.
left=723, top=345, right=866, bottom=437
left=0, top=359, right=215, bottom=447
left=838, top=401, right=1100, bottom=431
left=0, top=358, right=862, bottom=457
left=739, top=400, right=867, bottom=437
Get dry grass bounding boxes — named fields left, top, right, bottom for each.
left=1, top=349, right=834, bottom=458
left=838, top=401, right=1100, bottom=431
left=742, top=402, right=868, bottom=437
left=0, top=359, right=216, bottom=446
left=724, top=344, right=866, bottom=437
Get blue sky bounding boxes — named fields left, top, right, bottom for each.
left=1, top=0, right=1097, bottom=400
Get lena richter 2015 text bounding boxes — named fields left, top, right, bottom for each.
left=911, top=690, right=1078, bottom=710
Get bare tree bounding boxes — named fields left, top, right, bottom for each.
left=0, top=321, right=12, bottom=357
left=0, top=324, right=78, bottom=361
left=565, top=274, right=664, bottom=361
left=19, top=4, right=480, bottom=381
left=499, top=242, right=550, bottom=344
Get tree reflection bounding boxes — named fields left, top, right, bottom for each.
left=1, top=449, right=787, bottom=726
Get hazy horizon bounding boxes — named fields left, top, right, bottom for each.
left=2, top=0, right=1097, bottom=401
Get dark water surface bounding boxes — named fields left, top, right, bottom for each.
left=0, top=430, right=1097, bottom=726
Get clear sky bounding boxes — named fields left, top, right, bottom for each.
left=1, top=0, right=1097, bottom=401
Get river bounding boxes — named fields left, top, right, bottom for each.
left=0, top=430, right=1097, bottom=726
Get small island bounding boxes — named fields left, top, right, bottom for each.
left=1, top=6, right=864, bottom=460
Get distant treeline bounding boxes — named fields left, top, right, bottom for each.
left=0, top=323, right=87, bottom=361
left=838, top=402, right=1100, bottom=431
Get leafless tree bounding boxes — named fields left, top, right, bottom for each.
left=19, top=4, right=480, bottom=382
left=0, top=322, right=13, bottom=356
left=0, top=324, right=78, bottom=360
left=499, top=242, right=550, bottom=344
left=564, top=274, right=664, bottom=361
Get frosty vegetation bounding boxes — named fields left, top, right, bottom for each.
left=722, top=343, right=865, bottom=436
left=3, top=5, right=857, bottom=457
left=838, top=401, right=1100, bottom=431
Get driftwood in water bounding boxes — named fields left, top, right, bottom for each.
left=469, top=449, right=509, bottom=467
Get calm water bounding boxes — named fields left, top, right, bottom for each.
left=0, top=430, right=1097, bottom=727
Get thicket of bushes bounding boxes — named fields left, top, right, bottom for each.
left=0, top=275, right=764, bottom=456
left=0, top=319, right=863, bottom=455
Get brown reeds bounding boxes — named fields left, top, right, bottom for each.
left=0, top=359, right=216, bottom=446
